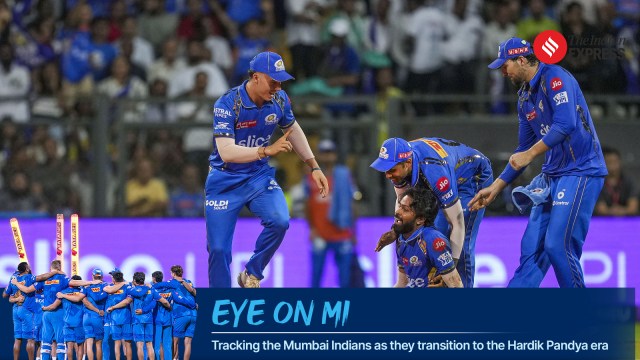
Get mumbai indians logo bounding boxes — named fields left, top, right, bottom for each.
left=409, top=256, right=422, bottom=266
left=422, top=139, right=448, bottom=158
left=265, top=113, right=277, bottom=125
left=274, top=59, right=285, bottom=72
left=379, top=147, right=389, bottom=159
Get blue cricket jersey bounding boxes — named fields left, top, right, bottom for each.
left=165, top=279, right=196, bottom=319
left=43, top=274, right=70, bottom=311
left=82, top=282, right=107, bottom=317
left=107, top=283, right=132, bottom=325
left=401, top=138, right=492, bottom=208
left=499, top=63, right=607, bottom=183
left=60, top=287, right=85, bottom=327
left=127, top=285, right=160, bottom=324
left=396, top=226, right=456, bottom=288
left=10, top=273, right=38, bottom=312
left=210, top=81, right=296, bottom=173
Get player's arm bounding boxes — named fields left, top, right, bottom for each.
left=9, top=293, right=25, bottom=304
left=82, top=297, right=103, bottom=316
left=158, top=297, right=172, bottom=310
left=441, top=200, right=464, bottom=261
left=11, top=278, right=35, bottom=293
left=172, top=291, right=196, bottom=309
left=394, top=266, right=409, bottom=288
left=69, top=279, right=100, bottom=287
left=441, top=269, right=463, bottom=288
left=375, top=185, right=408, bottom=252
left=179, top=280, right=196, bottom=296
left=103, top=282, right=126, bottom=294
left=107, top=297, right=132, bottom=313
left=42, top=299, right=62, bottom=311
left=35, top=270, right=63, bottom=282
left=57, top=291, right=86, bottom=302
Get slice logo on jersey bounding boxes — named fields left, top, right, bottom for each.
left=553, top=91, right=569, bottom=105
left=533, top=30, right=567, bottom=64
left=379, top=146, right=389, bottom=159
left=236, top=120, right=257, bottom=129
left=550, top=78, right=563, bottom=91
left=206, top=199, right=229, bottom=210
left=526, top=109, right=537, bottom=121
left=432, top=238, right=446, bottom=252
left=160, top=292, right=171, bottom=298
left=438, top=252, right=453, bottom=266
left=265, top=113, right=278, bottom=125
left=91, top=287, right=101, bottom=292
left=214, top=107, right=233, bottom=119
left=409, top=256, right=422, bottom=267
left=436, top=177, right=450, bottom=192
left=115, top=289, right=124, bottom=294
left=238, top=135, right=271, bottom=147
left=421, top=139, right=448, bottom=158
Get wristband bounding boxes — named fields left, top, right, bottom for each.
left=311, top=167, right=322, bottom=172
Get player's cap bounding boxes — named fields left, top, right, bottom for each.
left=92, top=268, right=103, bottom=276
left=370, top=138, right=413, bottom=172
left=109, top=267, right=122, bottom=275
left=488, top=37, right=533, bottom=69
left=249, top=51, right=294, bottom=82
left=318, top=139, right=336, bottom=153
left=329, top=18, right=350, bottom=37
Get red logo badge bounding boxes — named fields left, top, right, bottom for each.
left=436, top=177, right=450, bottom=192
left=550, top=77, right=563, bottom=91
left=432, top=238, right=446, bottom=252
left=533, top=30, right=567, bottom=64
left=526, top=109, right=537, bottom=121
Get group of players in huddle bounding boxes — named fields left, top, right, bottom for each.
left=3, top=261, right=197, bottom=360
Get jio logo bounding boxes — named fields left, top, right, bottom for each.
left=533, top=30, right=567, bottom=64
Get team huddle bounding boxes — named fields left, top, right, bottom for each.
left=3, top=262, right=197, bottom=360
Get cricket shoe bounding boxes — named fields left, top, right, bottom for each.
left=237, top=270, right=261, bottom=288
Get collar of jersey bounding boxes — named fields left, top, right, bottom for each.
left=239, top=80, right=272, bottom=109
left=528, top=62, right=546, bottom=89
left=398, top=227, right=422, bottom=244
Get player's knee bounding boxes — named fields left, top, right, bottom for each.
left=266, top=214, right=289, bottom=232
left=544, top=241, right=564, bottom=259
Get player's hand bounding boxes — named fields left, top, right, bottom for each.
left=468, top=186, right=498, bottom=211
left=98, top=310, right=104, bottom=316
left=107, top=307, right=113, bottom=313
left=265, top=128, right=294, bottom=156
left=135, top=309, right=142, bottom=315
left=56, top=292, right=63, bottom=299
left=428, top=274, right=446, bottom=288
left=375, top=230, right=398, bottom=252
left=509, top=151, right=533, bottom=170
left=10, top=278, right=17, bottom=285
left=311, top=169, right=329, bottom=198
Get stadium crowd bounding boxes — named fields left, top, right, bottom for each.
left=0, top=0, right=638, bottom=217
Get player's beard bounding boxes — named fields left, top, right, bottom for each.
left=392, top=217, right=417, bottom=237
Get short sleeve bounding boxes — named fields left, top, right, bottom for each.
left=424, top=231, right=456, bottom=274
left=421, top=162, right=458, bottom=208
left=277, top=91, right=295, bottom=129
left=213, top=96, right=236, bottom=138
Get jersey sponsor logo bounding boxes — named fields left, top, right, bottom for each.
left=557, top=190, right=565, bottom=199
left=432, top=238, right=446, bottom=252
left=436, top=176, right=450, bottom=192
left=378, top=146, right=389, bottom=159
left=236, top=120, right=257, bottom=129
left=214, top=108, right=233, bottom=119
left=553, top=91, right=569, bottom=105
left=438, top=251, right=453, bottom=267
left=418, top=239, right=427, bottom=255
left=160, top=292, right=171, bottom=298
left=539, top=124, right=550, bottom=136
left=409, top=256, right=422, bottom=267
left=206, top=200, right=229, bottom=210
left=115, top=289, right=124, bottom=294
left=45, top=280, right=60, bottom=285
left=237, top=135, right=271, bottom=147
left=214, top=122, right=231, bottom=131
left=526, top=109, right=537, bottom=121
left=264, top=113, right=278, bottom=125
left=441, top=189, right=454, bottom=202
left=406, top=277, right=426, bottom=288
left=550, top=78, right=563, bottom=91
left=401, top=257, right=409, bottom=266
left=421, top=139, right=448, bottom=158
left=397, top=151, right=412, bottom=159
left=91, top=287, right=101, bottom=292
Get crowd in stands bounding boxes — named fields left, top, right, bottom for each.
left=0, top=0, right=638, bottom=217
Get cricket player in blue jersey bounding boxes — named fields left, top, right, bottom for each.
left=104, top=269, right=133, bottom=360
left=166, top=265, right=196, bottom=360
left=6, top=263, right=58, bottom=360
left=12, top=260, right=98, bottom=360
left=57, top=275, right=87, bottom=360
left=81, top=269, right=107, bottom=360
left=393, top=188, right=463, bottom=288
left=469, top=37, right=607, bottom=288
left=371, top=137, right=493, bottom=288
left=207, top=51, right=329, bottom=288
left=33, top=283, right=45, bottom=360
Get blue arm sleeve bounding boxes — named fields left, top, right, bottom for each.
left=541, top=69, right=577, bottom=148
left=172, top=292, right=197, bottom=309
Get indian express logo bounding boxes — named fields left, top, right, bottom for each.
left=541, top=37, right=559, bottom=57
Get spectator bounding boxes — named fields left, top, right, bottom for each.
left=148, top=37, right=186, bottom=83
left=169, top=163, right=204, bottom=217
left=285, top=0, right=329, bottom=79
left=125, top=158, right=169, bottom=217
left=0, top=42, right=31, bottom=123
left=305, top=139, right=357, bottom=288
left=145, top=78, right=176, bottom=123
left=137, top=0, right=178, bottom=55
left=317, top=18, right=361, bottom=96
left=32, top=61, right=65, bottom=118
left=231, top=18, right=271, bottom=85
left=0, top=170, right=47, bottom=215
left=116, top=16, right=154, bottom=72
left=97, top=56, right=148, bottom=122
left=107, top=0, right=128, bottom=42
left=176, top=71, right=213, bottom=166
left=168, top=39, right=228, bottom=98
left=177, top=0, right=226, bottom=42
left=595, top=147, right=639, bottom=216
left=516, top=0, right=560, bottom=43
left=29, top=136, right=68, bottom=212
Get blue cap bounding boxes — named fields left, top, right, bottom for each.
left=92, top=268, right=103, bottom=276
left=249, top=52, right=294, bottom=82
left=370, top=138, right=413, bottom=172
left=488, top=37, right=533, bottom=69
left=108, top=268, right=121, bottom=275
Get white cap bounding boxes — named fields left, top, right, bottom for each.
left=329, top=18, right=350, bottom=37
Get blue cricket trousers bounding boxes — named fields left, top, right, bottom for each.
left=205, top=164, right=290, bottom=287
left=508, top=175, right=604, bottom=288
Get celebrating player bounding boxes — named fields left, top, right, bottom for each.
left=81, top=269, right=108, bottom=360
left=393, top=187, right=463, bottom=288
left=57, top=275, right=87, bottom=360
left=469, top=37, right=607, bottom=288
left=206, top=51, right=329, bottom=288
left=104, top=269, right=133, bottom=360
left=371, top=137, right=493, bottom=288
